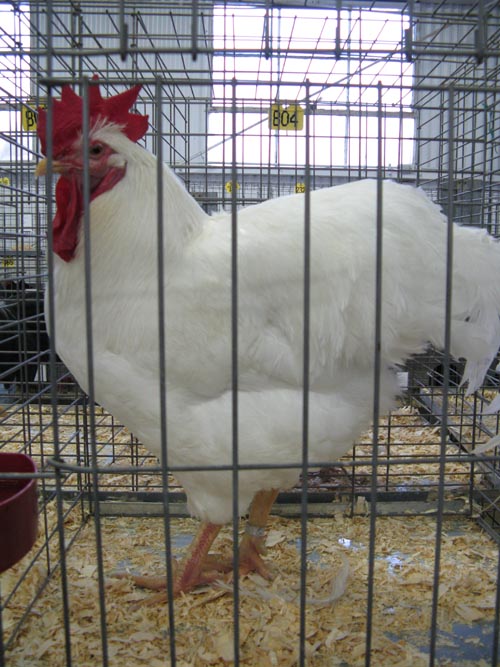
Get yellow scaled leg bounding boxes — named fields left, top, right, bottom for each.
left=119, top=489, right=279, bottom=604
left=238, top=488, right=279, bottom=579
left=121, top=521, right=224, bottom=605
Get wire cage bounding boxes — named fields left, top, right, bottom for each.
left=1, top=1, right=500, bottom=666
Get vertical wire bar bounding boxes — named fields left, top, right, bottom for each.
left=475, top=0, right=486, bottom=65
left=81, top=76, right=109, bottom=667
left=364, top=80, right=384, bottom=667
left=298, top=78, right=312, bottom=667
left=118, top=0, right=128, bottom=61
left=191, top=0, right=199, bottom=60
left=429, top=83, right=455, bottom=667
left=404, top=0, right=414, bottom=63
left=155, top=78, right=178, bottom=665
left=221, top=5, right=228, bottom=213
left=264, top=0, right=271, bottom=60
left=44, top=2, right=73, bottom=663
left=492, top=542, right=500, bottom=666
left=230, top=77, right=240, bottom=667
left=335, top=0, right=342, bottom=59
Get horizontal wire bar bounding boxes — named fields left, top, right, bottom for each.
left=10, top=45, right=500, bottom=59
left=0, top=451, right=491, bottom=477
left=36, top=74, right=500, bottom=95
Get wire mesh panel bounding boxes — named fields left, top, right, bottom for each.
left=1, top=1, right=500, bottom=666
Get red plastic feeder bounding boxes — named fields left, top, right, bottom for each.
left=0, top=453, right=38, bottom=573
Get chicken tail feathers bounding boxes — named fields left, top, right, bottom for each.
left=444, top=224, right=500, bottom=406
left=457, top=309, right=500, bottom=395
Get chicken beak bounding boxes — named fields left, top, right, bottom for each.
left=35, top=158, right=65, bottom=178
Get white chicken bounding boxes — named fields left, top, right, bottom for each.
left=36, top=81, right=500, bottom=599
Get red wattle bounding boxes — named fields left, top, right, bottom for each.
left=53, top=176, right=83, bottom=262
left=51, top=167, right=126, bottom=262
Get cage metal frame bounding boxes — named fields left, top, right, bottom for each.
left=1, top=2, right=500, bottom=666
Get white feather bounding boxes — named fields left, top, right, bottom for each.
left=48, top=128, right=500, bottom=523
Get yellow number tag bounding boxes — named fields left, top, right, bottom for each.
left=269, top=103, right=304, bottom=132
left=2, top=257, right=15, bottom=268
left=225, top=181, right=240, bottom=193
left=21, top=103, right=47, bottom=132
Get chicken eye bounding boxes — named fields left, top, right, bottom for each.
left=89, top=144, right=104, bottom=157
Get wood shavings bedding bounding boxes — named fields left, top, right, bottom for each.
left=419, top=388, right=500, bottom=447
left=2, top=510, right=498, bottom=667
left=1, top=399, right=498, bottom=665
left=0, top=403, right=170, bottom=493
left=351, top=403, right=488, bottom=493
left=0, top=402, right=483, bottom=498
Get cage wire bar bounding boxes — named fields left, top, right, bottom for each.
left=154, top=75, right=178, bottom=666
left=230, top=75, right=242, bottom=666
left=1, top=1, right=500, bottom=666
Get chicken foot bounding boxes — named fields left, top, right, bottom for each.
left=205, top=488, right=280, bottom=581
left=121, top=488, right=279, bottom=604
left=121, top=521, right=224, bottom=605
left=237, top=488, right=279, bottom=579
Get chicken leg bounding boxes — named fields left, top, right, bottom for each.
left=238, top=488, right=279, bottom=579
left=122, top=521, right=224, bottom=604
left=192, top=488, right=279, bottom=582
left=122, top=488, right=279, bottom=604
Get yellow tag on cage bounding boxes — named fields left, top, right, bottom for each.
left=225, top=181, right=240, bottom=193
left=21, top=103, right=46, bottom=132
left=269, top=104, right=304, bottom=131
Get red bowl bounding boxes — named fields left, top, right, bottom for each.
left=0, top=453, right=38, bottom=573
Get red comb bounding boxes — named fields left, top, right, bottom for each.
left=37, top=76, right=149, bottom=156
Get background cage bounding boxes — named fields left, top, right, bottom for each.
left=1, top=1, right=500, bottom=666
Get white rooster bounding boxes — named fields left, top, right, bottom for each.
left=36, top=81, right=500, bottom=600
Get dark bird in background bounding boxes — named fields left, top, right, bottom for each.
left=0, top=279, right=51, bottom=399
